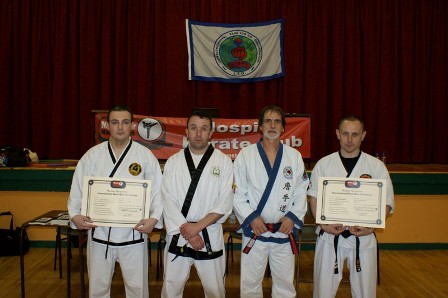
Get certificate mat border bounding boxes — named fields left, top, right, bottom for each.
left=319, top=178, right=385, bottom=226
left=85, top=179, right=149, bottom=225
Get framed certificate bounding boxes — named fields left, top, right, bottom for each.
left=316, top=177, right=387, bottom=228
left=81, top=176, right=152, bottom=227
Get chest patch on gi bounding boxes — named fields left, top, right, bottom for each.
left=283, top=166, right=293, bottom=179
left=360, top=174, right=372, bottom=179
left=128, top=163, right=142, bottom=176
left=211, top=166, right=220, bottom=177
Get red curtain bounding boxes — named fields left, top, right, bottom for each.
left=0, top=0, right=447, bottom=163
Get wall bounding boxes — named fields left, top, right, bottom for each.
left=0, top=191, right=68, bottom=242
left=376, top=194, right=448, bottom=244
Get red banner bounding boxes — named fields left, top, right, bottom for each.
left=94, top=113, right=311, bottom=160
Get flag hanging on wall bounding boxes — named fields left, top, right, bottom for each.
left=186, top=19, right=285, bottom=83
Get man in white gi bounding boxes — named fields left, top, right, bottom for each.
left=308, top=115, right=395, bottom=298
left=68, top=105, right=163, bottom=298
left=161, top=110, right=233, bottom=298
left=233, top=105, right=309, bottom=298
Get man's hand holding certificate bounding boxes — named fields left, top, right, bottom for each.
left=81, top=176, right=152, bottom=227
left=316, top=177, right=387, bottom=229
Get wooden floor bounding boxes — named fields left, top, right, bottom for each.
left=1, top=247, right=448, bottom=297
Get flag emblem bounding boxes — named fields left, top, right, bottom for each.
left=214, top=32, right=262, bottom=77
left=187, top=19, right=285, bottom=83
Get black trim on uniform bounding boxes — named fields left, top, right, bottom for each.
left=339, top=150, right=361, bottom=178
left=169, top=145, right=216, bottom=261
left=96, top=139, right=135, bottom=258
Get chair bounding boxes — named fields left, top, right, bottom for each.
left=226, top=230, right=271, bottom=277
left=295, top=222, right=317, bottom=288
left=156, top=230, right=166, bottom=280
left=77, top=230, right=88, bottom=298
left=225, top=231, right=241, bottom=274
left=54, top=226, right=80, bottom=278
left=147, top=236, right=152, bottom=266
left=53, top=227, right=87, bottom=298
left=54, top=226, right=65, bottom=278
left=375, top=233, right=380, bottom=285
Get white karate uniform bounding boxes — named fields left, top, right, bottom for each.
left=307, top=151, right=395, bottom=298
left=233, top=142, right=309, bottom=298
left=68, top=140, right=163, bottom=298
left=161, top=147, right=233, bottom=298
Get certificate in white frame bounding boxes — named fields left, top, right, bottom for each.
left=81, top=176, right=152, bottom=227
left=316, top=177, right=387, bottom=228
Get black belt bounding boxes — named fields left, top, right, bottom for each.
left=169, top=225, right=219, bottom=261
left=168, top=245, right=223, bottom=260
left=92, top=237, right=144, bottom=246
left=92, top=226, right=144, bottom=259
left=319, top=230, right=361, bottom=274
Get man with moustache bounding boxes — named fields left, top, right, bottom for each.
left=161, top=110, right=233, bottom=298
left=308, top=115, right=395, bottom=298
left=68, top=105, right=163, bottom=298
left=233, top=105, right=309, bottom=298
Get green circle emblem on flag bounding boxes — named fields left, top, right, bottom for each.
left=214, top=30, right=262, bottom=77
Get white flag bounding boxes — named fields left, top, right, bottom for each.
left=186, top=19, right=285, bottom=83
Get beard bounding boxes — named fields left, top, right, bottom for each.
left=262, top=129, right=281, bottom=141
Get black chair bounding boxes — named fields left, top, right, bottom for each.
left=225, top=231, right=241, bottom=274
left=156, top=230, right=166, bottom=280
left=295, top=223, right=317, bottom=288
left=226, top=231, right=271, bottom=277
left=54, top=226, right=80, bottom=278
left=53, top=227, right=87, bottom=298
left=147, top=236, right=152, bottom=266
left=375, top=234, right=381, bottom=285
left=53, top=226, right=65, bottom=278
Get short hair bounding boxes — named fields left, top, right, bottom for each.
left=258, top=105, right=286, bottom=128
left=338, top=115, right=365, bottom=131
left=107, top=105, right=133, bottom=122
left=187, top=110, right=213, bottom=129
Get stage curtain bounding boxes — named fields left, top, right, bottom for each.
left=0, top=0, right=446, bottom=163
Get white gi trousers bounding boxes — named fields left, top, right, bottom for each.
left=240, top=235, right=296, bottom=298
left=313, top=236, right=377, bottom=298
left=87, top=235, right=149, bottom=298
left=161, top=244, right=226, bottom=298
